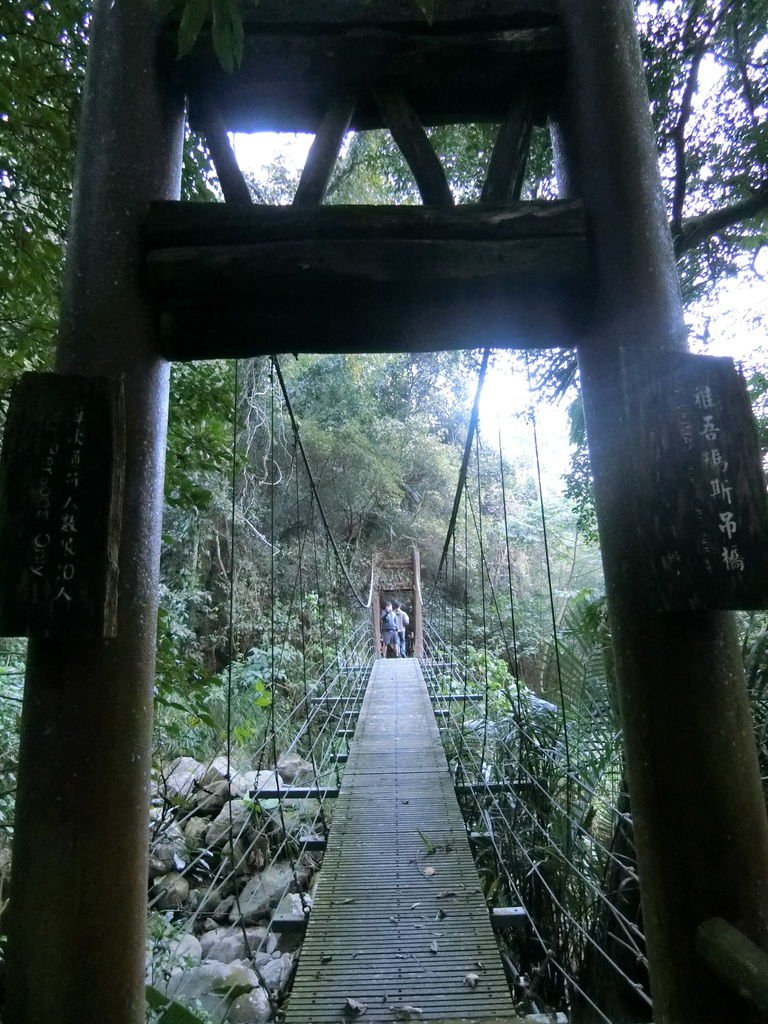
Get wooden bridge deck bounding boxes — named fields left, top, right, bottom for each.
left=286, top=659, right=516, bottom=1023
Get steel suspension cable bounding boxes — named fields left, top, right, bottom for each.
left=525, top=356, right=572, bottom=829
left=473, top=430, right=491, bottom=775
left=434, top=347, right=491, bottom=585
left=271, top=355, right=370, bottom=609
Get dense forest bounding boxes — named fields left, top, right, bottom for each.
left=2, top=0, right=768, bottom=1021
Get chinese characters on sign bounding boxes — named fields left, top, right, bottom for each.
left=621, top=351, right=768, bottom=610
left=0, top=373, right=124, bottom=638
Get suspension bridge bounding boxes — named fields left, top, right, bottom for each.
left=4, top=1, right=768, bottom=1022
left=286, top=658, right=515, bottom=1023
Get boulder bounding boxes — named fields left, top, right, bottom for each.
left=149, top=821, right=187, bottom=878
left=201, top=756, right=235, bottom=787
left=150, top=871, right=189, bottom=911
left=256, top=951, right=294, bottom=996
left=277, top=753, right=314, bottom=785
left=184, top=816, right=210, bottom=851
left=164, top=958, right=266, bottom=1022
left=192, top=879, right=236, bottom=917
left=207, top=799, right=255, bottom=850
left=262, top=805, right=314, bottom=843
left=161, top=757, right=206, bottom=804
left=228, top=987, right=272, bottom=1024
left=231, top=863, right=294, bottom=925
left=167, top=932, right=203, bottom=965
left=194, top=779, right=236, bottom=815
left=204, top=925, right=272, bottom=964
left=212, top=894, right=236, bottom=923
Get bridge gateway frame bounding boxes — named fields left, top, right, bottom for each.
left=4, top=2, right=768, bottom=1024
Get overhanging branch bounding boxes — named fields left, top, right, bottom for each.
left=674, top=186, right=768, bottom=257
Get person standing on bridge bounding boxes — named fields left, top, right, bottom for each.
left=392, top=601, right=409, bottom=658
left=380, top=601, right=400, bottom=658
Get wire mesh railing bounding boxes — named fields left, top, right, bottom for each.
left=148, top=616, right=376, bottom=1019
left=420, top=619, right=652, bottom=1024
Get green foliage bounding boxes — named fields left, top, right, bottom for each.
left=146, top=914, right=212, bottom=1023
left=146, top=985, right=208, bottom=1024
left=0, top=644, right=25, bottom=839
left=0, top=0, right=88, bottom=407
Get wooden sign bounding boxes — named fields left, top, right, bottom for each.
left=620, top=350, right=768, bottom=611
left=0, top=373, right=124, bottom=638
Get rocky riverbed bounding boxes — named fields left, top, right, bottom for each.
left=147, top=753, right=323, bottom=1023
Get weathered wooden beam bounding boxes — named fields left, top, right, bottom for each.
left=372, top=84, right=453, bottom=206
left=481, top=100, right=534, bottom=203
left=144, top=203, right=587, bottom=358
left=193, top=95, right=251, bottom=206
left=235, top=0, right=560, bottom=27
left=148, top=237, right=584, bottom=288
left=153, top=278, right=584, bottom=359
left=293, top=93, right=356, bottom=207
left=177, top=28, right=563, bottom=133
left=144, top=199, right=585, bottom=246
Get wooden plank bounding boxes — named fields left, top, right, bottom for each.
left=481, top=99, right=534, bottom=203
left=372, top=84, right=453, bottom=206
left=193, top=95, right=252, bottom=206
left=178, top=28, right=563, bottom=132
left=0, top=373, right=124, bottom=639
left=293, top=93, right=356, bottom=207
left=144, top=198, right=585, bottom=246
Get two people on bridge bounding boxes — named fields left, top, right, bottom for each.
left=381, top=600, right=409, bottom=658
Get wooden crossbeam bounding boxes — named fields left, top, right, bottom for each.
left=144, top=199, right=583, bottom=245
left=234, top=0, right=560, bottom=27
left=293, top=93, right=356, bottom=207
left=175, top=27, right=563, bottom=133
left=144, top=201, right=588, bottom=356
left=482, top=99, right=534, bottom=204
left=193, top=96, right=251, bottom=206
left=372, top=84, right=454, bottom=207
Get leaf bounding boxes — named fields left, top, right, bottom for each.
left=416, top=829, right=436, bottom=854
left=429, top=939, right=438, bottom=954
left=176, top=0, right=211, bottom=59
left=413, top=0, right=436, bottom=25
left=211, top=0, right=244, bottom=72
left=145, top=985, right=207, bottom=1024
left=344, top=997, right=368, bottom=1016
left=211, top=983, right=253, bottom=1000
left=392, top=1006, right=424, bottom=1021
